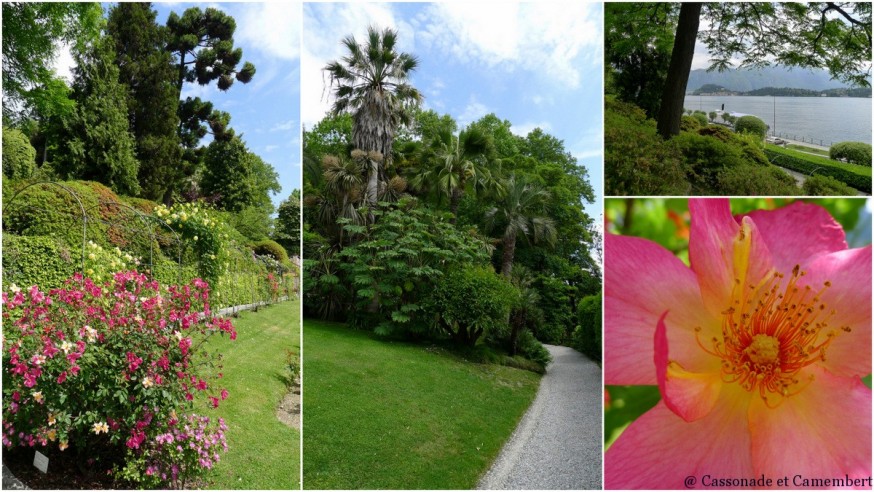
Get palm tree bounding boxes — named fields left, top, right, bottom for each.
left=324, top=26, right=423, bottom=208
left=304, top=154, right=367, bottom=246
left=408, top=126, right=498, bottom=223
left=485, top=174, right=557, bottom=277
left=508, top=265, right=543, bottom=356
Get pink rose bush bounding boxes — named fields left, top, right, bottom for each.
left=2, top=271, right=236, bottom=486
left=605, top=199, right=871, bottom=489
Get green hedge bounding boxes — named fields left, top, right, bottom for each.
left=764, top=146, right=871, bottom=193
left=2, top=235, right=76, bottom=290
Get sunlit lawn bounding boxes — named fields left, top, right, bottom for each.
left=200, top=299, right=300, bottom=489
left=302, top=320, right=541, bottom=489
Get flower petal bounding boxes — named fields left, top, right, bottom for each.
left=605, top=385, right=754, bottom=490
left=738, top=201, right=847, bottom=274
left=689, top=199, right=774, bottom=316
left=798, top=245, right=872, bottom=377
left=605, top=233, right=714, bottom=385
left=656, top=311, right=723, bottom=422
left=748, top=367, right=871, bottom=484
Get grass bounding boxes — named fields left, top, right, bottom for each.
left=200, top=299, right=300, bottom=489
left=785, top=143, right=830, bottom=156
left=766, top=144, right=872, bottom=176
left=302, top=320, right=541, bottom=489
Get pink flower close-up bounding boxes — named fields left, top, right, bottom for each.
left=605, top=199, right=872, bottom=489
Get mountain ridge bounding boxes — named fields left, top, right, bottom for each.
left=685, top=66, right=868, bottom=93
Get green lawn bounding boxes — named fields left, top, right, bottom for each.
left=200, top=299, right=301, bottom=489
left=785, top=143, right=830, bottom=156
left=302, top=320, right=541, bottom=489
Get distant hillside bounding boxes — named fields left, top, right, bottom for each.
left=685, top=66, right=867, bottom=93
left=691, top=85, right=872, bottom=97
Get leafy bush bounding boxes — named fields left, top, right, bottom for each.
left=573, top=293, right=602, bottom=362
left=154, top=202, right=228, bottom=285
left=830, top=141, right=872, bottom=166
left=604, top=98, right=690, bottom=195
left=764, top=147, right=871, bottom=193
left=734, top=115, right=768, bottom=139
left=516, top=330, right=552, bottom=368
left=426, top=265, right=518, bottom=347
left=716, top=164, right=799, bottom=196
left=802, top=174, right=857, bottom=196
left=671, top=132, right=749, bottom=189
left=251, top=239, right=289, bottom=264
left=2, top=127, right=36, bottom=180
left=680, top=115, right=702, bottom=132
left=2, top=272, right=236, bottom=487
left=697, top=126, right=769, bottom=166
left=337, top=202, right=491, bottom=335
left=692, top=112, right=709, bottom=127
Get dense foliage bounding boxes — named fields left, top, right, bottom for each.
left=2, top=127, right=36, bottom=179
left=830, top=141, right=873, bottom=166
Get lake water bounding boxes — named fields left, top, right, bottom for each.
left=683, top=95, right=872, bottom=145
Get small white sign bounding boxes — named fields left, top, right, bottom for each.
left=33, top=450, right=49, bottom=474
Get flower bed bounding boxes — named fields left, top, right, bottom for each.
left=2, top=271, right=237, bottom=488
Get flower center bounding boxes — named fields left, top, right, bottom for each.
left=694, top=222, right=849, bottom=408
left=744, top=334, right=780, bottom=366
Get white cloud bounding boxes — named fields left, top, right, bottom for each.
left=416, top=2, right=600, bottom=88
left=265, top=145, right=279, bottom=152
left=301, top=2, right=401, bottom=127
left=271, top=119, right=297, bottom=132
left=235, top=3, right=301, bottom=61
left=456, top=97, right=490, bottom=127
left=510, top=121, right=552, bottom=137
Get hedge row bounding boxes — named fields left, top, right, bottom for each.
left=764, top=148, right=871, bottom=193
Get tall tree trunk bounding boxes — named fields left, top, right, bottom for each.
left=656, top=2, right=702, bottom=139
left=365, top=157, right=379, bottom=208
left=500, top=229, right=517, bottom=278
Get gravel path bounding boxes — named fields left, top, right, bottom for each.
left=478, top=344, right=602, bottom=490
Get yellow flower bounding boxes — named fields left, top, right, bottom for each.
left=142, top=377, right=154, bottom=388
left=46, top=429, right=57, bottom=441
left=33, top=391, right=43, bottom=403
left=92, top=422, right=109, bottom=434
left=48, top=414, right=56, bottom=426
left=59, top=441, right=68, bottom=451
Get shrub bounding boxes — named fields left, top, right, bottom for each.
left=671, top=132, right=748, bottom=189
left=251, top=239, right=289, bottom=264
left=830, top=141, right=872, bottom=167
left=516, top=330, right=552, bottom=369
left=1, top=271, right=236, bottom=487
left=154, top=202, right=228, bottom=285
left=734, top=115, right=768, bottom=139
left=692, top=112, right=709, bottom=127
left=2, top=127, right=36, bottom=180
left=802, top=174, right=857, bottom=196
left=716, top=165, right=800, bottom=196
left=697, top=126, right=769, bottom=167
left=708, top=111, right=717, bottom=122
left=426, top=265, right=518, bottom=347
left=680, top=115, right=702, bottom=132
left=337, top=203, right=491, bottom=335
left=604, top=98, right=690, bottom=195
left=574, top=293, right=602, bottom=362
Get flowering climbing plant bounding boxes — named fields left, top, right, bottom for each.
left=1, top=271, right=236, bottom=486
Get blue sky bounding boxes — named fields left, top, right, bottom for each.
left=56, top=3, right=303, bottom=208
left=302, top=2, right=604, bottom=220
